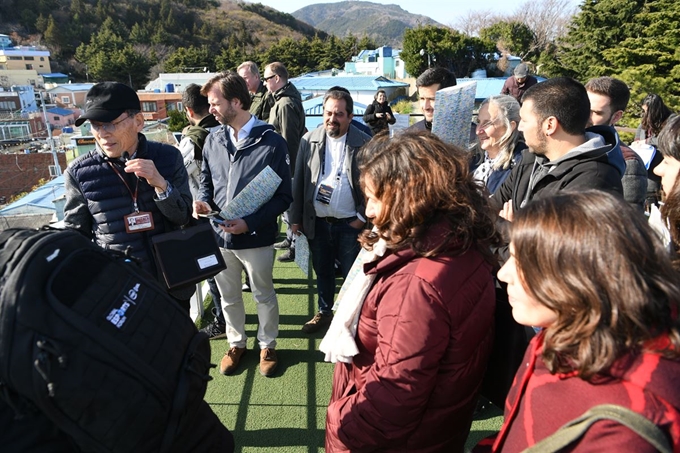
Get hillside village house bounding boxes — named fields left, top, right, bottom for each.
left=0, top=86, right=38, bottom=114
left=0, top=69, right=40, bottom=89
left=144, top=72, right=217, bottom=94
left=47, top=83, right=94, bottom=110
left=0, top=34, right=11, bottom=49
left=0, top=46, right=51, bottom=74
left=344, top=46, right=410, bottom=79
left=45, top=107, right=76, bottom=129
left=137, top=91, right=183, bottom=121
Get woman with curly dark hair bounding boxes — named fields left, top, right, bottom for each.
left=490, top=190, right=680, bottom=452
left=322, top=131, right=501, bottom=452
left=653, top=115, right=680, bottom=258
left=633, top=94, right=676, bottom=207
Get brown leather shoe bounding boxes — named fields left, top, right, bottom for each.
left=301, top=312, right=333, bottom=334
left=259, top=348, right=278, bottom=377
left=219, top=347, right=246, bottom=375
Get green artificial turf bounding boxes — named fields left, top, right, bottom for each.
left=199, top=234, right=503, bottom=452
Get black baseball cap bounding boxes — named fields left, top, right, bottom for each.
left=75, top=82, right=141, bottom=126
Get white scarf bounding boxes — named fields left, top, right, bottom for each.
left=319, top=238, right=387, bottom=363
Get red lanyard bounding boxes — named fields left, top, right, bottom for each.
left=108, top=162, right=141, bottom=212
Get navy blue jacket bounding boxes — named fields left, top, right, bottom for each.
left=199, top=118, right=292, bottom=250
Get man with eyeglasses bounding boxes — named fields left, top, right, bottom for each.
left=63, top=82, right=194, bottom=310
left=263, top=62, right=306, bottom=262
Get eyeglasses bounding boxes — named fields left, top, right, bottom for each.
left=476, top=118, right=499, bottom=130
left=262, top=74, right=276, bottom=82
left=90, top=114, right=133, bottom=133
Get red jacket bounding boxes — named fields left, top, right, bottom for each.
left=492, top=332, right=680, bottom=452
left=326, top=231, right=496, bottom=453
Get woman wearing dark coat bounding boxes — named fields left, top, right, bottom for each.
left=363, top=90, right=396, bottom=135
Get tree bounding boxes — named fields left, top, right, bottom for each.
left=542, top=0, right=680, bottom=114
left=454, top=10, right=505, bottom=37
left=480, top=21, right=536, bottom=59
left=163, top=45, right=211, bottom=73
left=511, top=0, right=577, bottom=52
left=554, top=0, right=643, bottom=79
left=402, top=25, right=494, bottom=78
left=603, top=0, right=680, bottom=108
left=75, top=19, right=152, bottom=87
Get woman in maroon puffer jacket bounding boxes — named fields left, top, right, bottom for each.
left=490, top=190, right=680, bottom=452
left=323, top=131, right=501, bottom=453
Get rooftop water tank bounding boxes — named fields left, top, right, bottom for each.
left=165, top=83, right=174, bottom=93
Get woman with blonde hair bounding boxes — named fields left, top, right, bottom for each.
left=323, top=131, right=501, bottom=452
left=490, top=190, right=680, bottom=452
left=472, top=95, right=525, bottom=194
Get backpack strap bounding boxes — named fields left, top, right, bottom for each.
left=523, top=404, right=672, bottom=453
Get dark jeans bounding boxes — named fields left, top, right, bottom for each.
left=207, top=277, right=224, bottom=324
left=308, top=217, right=361, bottom=314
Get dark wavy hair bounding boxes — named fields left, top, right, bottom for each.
left=658, top=115, right=680, bottom=260
left=511, top=190, right=680, bottom=380
left=357, top=131, right=501, bottom=260
left=641, top=93, right=673, bottom=138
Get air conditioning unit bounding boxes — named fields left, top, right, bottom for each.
left=48, top=165, right=59, bottom=177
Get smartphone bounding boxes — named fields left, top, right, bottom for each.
left=198, top=211, right=221, bottom=218
left=211, top=217, right=226, bottom=226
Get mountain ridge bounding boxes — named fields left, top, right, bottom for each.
left=291, top=1, right=442, bottom=47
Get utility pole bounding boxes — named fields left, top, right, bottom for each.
left=39, top=91, right=61, bottom=177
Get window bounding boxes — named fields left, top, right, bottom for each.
left=9, top=56, right=22, bottom=60
left=24, top=56, right=34, bottom=60
left=25, top=64, right=33, bottom=70
left=0, top=101, right=15, bottom=110
left=61, top=96, right=70, bottom=104
left=142, top=101, right=157, bottom=112
left=54, top=116, right=60, bottom=121
left=40, top=57, right=45, bottom=61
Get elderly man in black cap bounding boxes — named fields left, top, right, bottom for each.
left=501, top=62, right=538, bottom=104
left=63, top=82, right=194, bottom=310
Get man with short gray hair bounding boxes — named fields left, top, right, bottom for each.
left=237, top=61, right=272, bottom=122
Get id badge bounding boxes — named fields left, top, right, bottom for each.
left=316, top=184, right=334, bottom=205
left=124, top=211, right=155, bottom=233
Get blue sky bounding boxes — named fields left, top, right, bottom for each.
left=245, top=0, right=581, bottom=27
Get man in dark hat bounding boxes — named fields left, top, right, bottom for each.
left=501, top=62, right=538, bottom=104
left=64, top=82, right=194, bottom=310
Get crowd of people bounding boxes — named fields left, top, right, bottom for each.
left=6, top=59, right=680, bottom=452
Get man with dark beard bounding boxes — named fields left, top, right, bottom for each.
left=290, top=89, right=371, bottom=334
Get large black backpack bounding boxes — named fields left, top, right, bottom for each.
left=0, top=227, right=233, bottom=452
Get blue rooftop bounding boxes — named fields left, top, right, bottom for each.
left=43, top=73, right=68, bottom=79
left=47, top=83, right=95, bottom=92
left=0, top=175, right=64, bottom=216
left=47, top=107, right=75, bottom=116
left=458, top=76, right=547, bottom=101
left=291, top=75, right=409, bottom=92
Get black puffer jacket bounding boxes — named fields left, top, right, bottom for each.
left=64, top=134, right=192, bottom=275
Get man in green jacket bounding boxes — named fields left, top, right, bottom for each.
left=237, top=61, right=272, bottom=122
left=263, top=61, right=306, bottom=262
